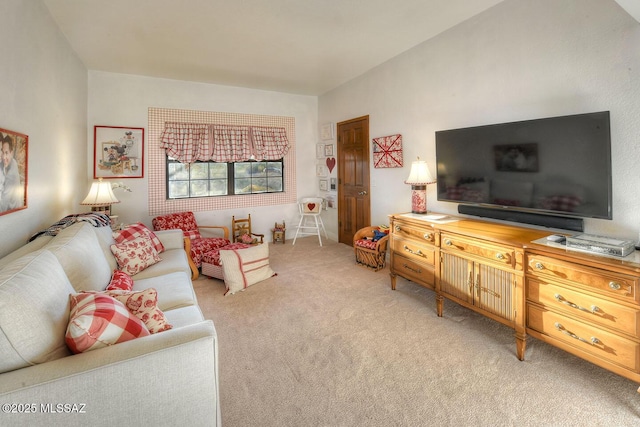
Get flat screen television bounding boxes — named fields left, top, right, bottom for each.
left=435, top=111, right=612, bottom=225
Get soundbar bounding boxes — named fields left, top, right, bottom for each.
left=458, top=205, right=584, bottom=232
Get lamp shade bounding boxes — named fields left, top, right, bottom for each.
left=81, top=178, right=120, bottom=206
left=405, top=159, right=436, bottom=185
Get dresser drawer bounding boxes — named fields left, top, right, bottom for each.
left=392, top=221, right=436, bottom=245
left=527, top=278, right=640, bottom=337
left=391, top=237, right=435, bottom=265
left=527, top=254, right=639, bottom=303
left=391, top=254, right=435, bottom=289
left=441, top=232, right=515, bottom=268
left=527, top=305, right=640, bottom=371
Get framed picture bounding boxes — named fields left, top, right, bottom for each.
left=316, top=164, right=327, bottom=177
left=94, top=125, right=144, bottom=178
left=324, top=144, right=334, bottom=157
left=320, top=123, right=334, bottom=141
left=316, top=144, right=325, bottom=159
left=0, top=127, right=28, bottom=216
left=330, top=177, right=337, bottom=191
left=494, top=143, right=538, bottom=172
left=319, top=179, right=328, bottom=191
left=373, top=134, right=403, bottom=168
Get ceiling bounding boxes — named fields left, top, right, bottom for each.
left=43, top=0, right=507, bottom=96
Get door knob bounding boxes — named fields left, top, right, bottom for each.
left=358, top=190, right=368, bottom=195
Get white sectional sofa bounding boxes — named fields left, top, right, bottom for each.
left=0, top=222, right=221, bottom=426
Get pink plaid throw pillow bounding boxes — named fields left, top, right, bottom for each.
left=113, top=222, right=165, bottom=253
left=65, top=292, right=150, bottom=354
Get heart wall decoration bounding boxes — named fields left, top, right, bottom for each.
left=326, top=157, right=336, bottom=173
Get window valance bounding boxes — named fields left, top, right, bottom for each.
left=160, top=122, right=291, bottom=163
left=160, top=122, right=209, bottom=163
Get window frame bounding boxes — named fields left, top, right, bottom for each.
left=165, top=156, right=285, bottom=200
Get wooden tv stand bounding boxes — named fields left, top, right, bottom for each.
left=389, top=213, right=640, bottom=391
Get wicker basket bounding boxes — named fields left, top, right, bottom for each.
left=353, top=226, right=389, bottom=271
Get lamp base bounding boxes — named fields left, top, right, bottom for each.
left=90, top=205, right=112, bottom=217
left=410, top=185, right=427, bottom=214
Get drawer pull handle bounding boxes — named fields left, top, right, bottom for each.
left=402, top=263, right=421, bottom=274
left=554, top=294, right=600, bottom=314
left=403, top=245, right=425, bottom=257
left=534, top=262, right=544, bottom=270
left=423, top=233, right=432, bottom=240
left=444, top=239, right=452, bottom=246
left=609, top=281, right=621, bottom=291
left=495, top=253, right=505, bottom=260
left=394, top=225, right=401, bottom=232
left=554, top=322, right=601, bottom=346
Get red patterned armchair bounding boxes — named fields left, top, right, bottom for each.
left=152, top=211, right=230, bottom=279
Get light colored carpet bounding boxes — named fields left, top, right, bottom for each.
left=193, top=236, right=640, bottom=427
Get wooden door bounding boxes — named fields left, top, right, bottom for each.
left=337, top=116, right=370, bottom=246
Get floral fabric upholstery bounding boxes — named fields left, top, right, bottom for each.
left=191, top=238, right=231, bottom=267
left=152, top=212, right=199, bottom=236
left=202, top=242, right=251, bottom=266
left=152, top=211, right=230, bottom=268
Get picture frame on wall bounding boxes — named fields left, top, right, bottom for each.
left=316, top=164, right=327, bottom=177
left=320, top=123, right=334, bottom=141
left=319, top=179, right=328, bottom=191
left=0, top=127, right=28, bottom=216
left=93, top=125, right=144, bottom=179
left=324, top=144, right=334, bottom=157
left=316, top=143, right=325, bottom=159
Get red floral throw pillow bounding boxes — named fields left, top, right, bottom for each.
left=105, top=288, right=172, bottom=334
left=106, top=270, right=134, bottom=291
left=110, top=235, right=161, bottom=276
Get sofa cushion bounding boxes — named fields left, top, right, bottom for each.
left=105, top=288, right=172, bottom=334
left=106, top=270, right=134, bottom=291
left=114, top=222, right=165, bottom=253
left=0, top=251, right=73, bottom=374
left=219, top=243, right=276, bottom=295
left=44, top=222, right=113, bottom=292
left=66, top=292, right=150, bottom=354
left=110, top=235, right=162, bottom=276
left=133, top=272, right=196, bottom=311
left=131, top=246, right=191, bottom=280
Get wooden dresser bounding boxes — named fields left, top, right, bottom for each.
left=388, top=213, right=640, bottom=390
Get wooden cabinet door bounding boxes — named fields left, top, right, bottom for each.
left=440, top=252, right=474, bottom=304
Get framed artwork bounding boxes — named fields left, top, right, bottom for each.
left=320, top=123, right=334, bottom=141
left=316, top=144, right=325, bottom=159
left=324, top=144, right=334, bottom=157
left=316, top=164, right=327, bottom=177
left=319, top=179, right=328, bottom=191
left=0, top=127, right=28, bottom=216
left=94, top=125, right=144, bottom=178
left=330, top=178, right=337, bottom=191
left=373, top=134, right=403, bottom=168
left=494, top=143, right=539, bottom=172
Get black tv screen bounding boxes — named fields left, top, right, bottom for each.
left=435, top=111, right=612, bottom=220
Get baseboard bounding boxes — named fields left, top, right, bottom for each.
left=457, top=205, right=584, bottom=232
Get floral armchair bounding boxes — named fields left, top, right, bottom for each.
left=152, top=211, right=230, bottom=279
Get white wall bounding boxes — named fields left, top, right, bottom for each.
left=319, top=0, right=640, bottom=240
left=0, top=0, right=87, bottom=258
left=87, top=72, right=319, bottom=239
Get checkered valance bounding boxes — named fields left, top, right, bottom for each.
left=160, top=122, right=290, bottom=163
left=160, top=122, right=210, bottom=163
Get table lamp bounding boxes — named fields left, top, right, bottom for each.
left=80, top=178, right=120, bottom=216
left=405, top=157, right=436, bottom=214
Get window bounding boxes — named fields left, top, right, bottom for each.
left=166, top=157, right=284, bottom=199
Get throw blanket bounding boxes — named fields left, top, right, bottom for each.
left=28, top=213, right=111, bottom=242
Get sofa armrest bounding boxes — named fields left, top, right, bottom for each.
left=0, top=321, right=221, bottom=427
left=154, top=229, right=185, bottom=251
